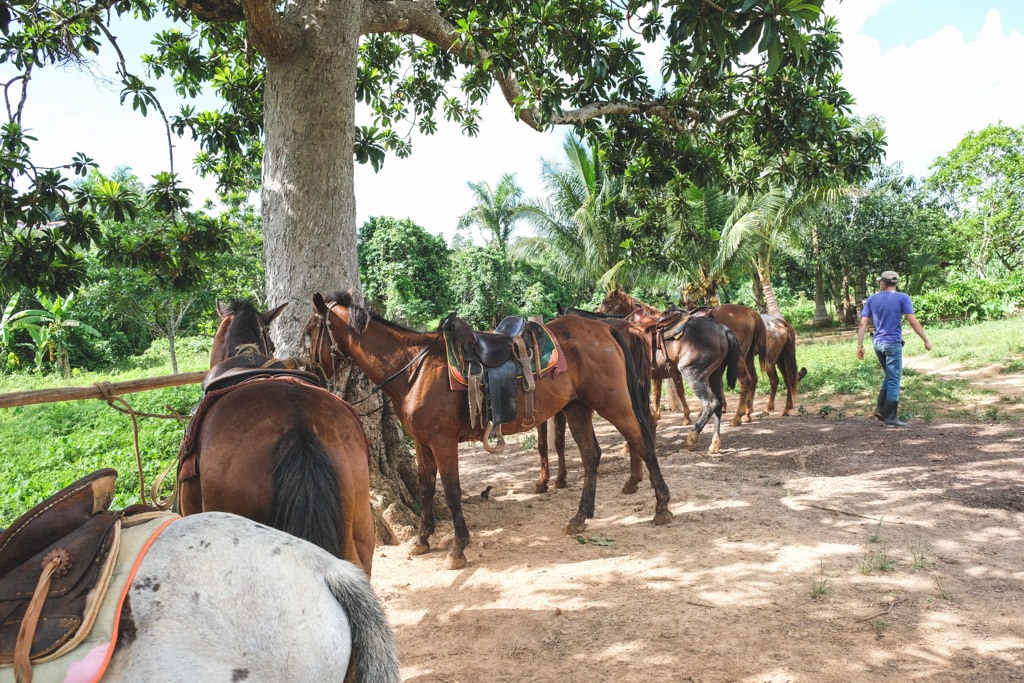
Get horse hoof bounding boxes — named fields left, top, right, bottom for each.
left=685, top=432, right=698, bottom=451
left=682, top=419, right=692, bottom=426
left=564, top=516, right=587, bottom=535
left=535, top=482, right=549, bottom=494
left=445, top=554, right=467, bottom=570
left=555, top=479, right=567, bottom=489
left=408, top=540, right=430, bottom=557
left=730, top=419, right=742, bottom=427
left=653, top=510, right=673, bottom=526
left=621, top=478, right=639, bottom=494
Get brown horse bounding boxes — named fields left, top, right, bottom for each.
left=178, top=299, right=376, bottom=574
left=598, top=289, right=692, bottom=424
left=305, top=291, right=672, bottom=570
left=632, top=309, right=740, bottom=454
left=534, top=306, right=653, bottom=493
left=761, top=313, right=807, bottom=415
left=701, top=304, right=768, bottom=425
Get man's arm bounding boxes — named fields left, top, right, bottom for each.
left=857, top=316, right=869, bottom=360
left=905, top=313, right=932, bottom=351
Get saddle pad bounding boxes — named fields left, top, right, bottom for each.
left=444, top=323, right=565, bottom=390
left=0, top=513, right=178, bottom=683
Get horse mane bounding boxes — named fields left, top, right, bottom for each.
left=597, top=289, right=661, bottom=317
left=224, top=298, right=265, bottom=351
left=325, top=289, right=426, bottom=336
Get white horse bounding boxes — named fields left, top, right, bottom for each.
left=101, top=512, right=399, bottom=682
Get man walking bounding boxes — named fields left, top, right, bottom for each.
left=857, top=270, right=932, bottom=427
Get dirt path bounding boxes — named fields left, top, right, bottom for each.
left=371, top=401, right=1024, bottom=682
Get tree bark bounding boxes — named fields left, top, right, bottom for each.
left=756, top=263, right=782, bottom=317
left=252, top=0, right=421, bottom=543
left=811, top=227, right=831, bottom=327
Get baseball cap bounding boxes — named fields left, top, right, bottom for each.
left=879, top=270, right=899, bottom=283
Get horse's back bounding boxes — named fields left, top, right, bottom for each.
left=103, top=513, right=398, bottom=682
left=188, top=380, right=374, bottom=571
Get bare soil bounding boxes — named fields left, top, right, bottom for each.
left=371, top=378, right=1024, bottom=682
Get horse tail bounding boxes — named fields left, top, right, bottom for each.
left=324, top=559, right=401, bottom=683
left=753, top=314, right=769, bottom=376
left=271, top=425, right=343, bottom=558
left=778, top=326, right=801, bottom=392
left=609, top=326, right=656, bottom=455
left=725, top=329, right=741, bottom=390
left=626, top=326, right=652, bottom=414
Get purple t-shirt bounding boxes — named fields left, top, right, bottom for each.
left=861, top=291, right=914, bottom=345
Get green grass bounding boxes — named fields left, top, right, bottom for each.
left=0, top=338, right=209, bottom=526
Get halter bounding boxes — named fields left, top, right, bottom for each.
left=308, top=301, right=442, bottom=403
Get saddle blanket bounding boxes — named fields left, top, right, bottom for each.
left=443, top=322, right=567, bottom=390
left=0, top=513, right=178, bottom=683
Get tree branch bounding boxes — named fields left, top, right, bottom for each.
left=361, top=0, right=741, bottom=135
left=174, top=0, right=245, bottom=23
left=240, top=0, right=304, bottom=63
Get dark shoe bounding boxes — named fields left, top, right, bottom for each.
left=883, top=400, right=907, bottom=427
left=872, top=389, right=886, bottom=421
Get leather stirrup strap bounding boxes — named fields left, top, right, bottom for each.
left=467, top=363, right=484, bottom=430
left=511, top=337, right=536, bottom=392
left=12, top=554, right=63, bottom=683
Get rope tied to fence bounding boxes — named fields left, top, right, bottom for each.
left=92, top=381, right=189, bottom=510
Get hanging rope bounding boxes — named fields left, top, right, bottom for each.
left=92, top=382, right=189, bottom=508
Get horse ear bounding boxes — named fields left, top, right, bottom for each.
left=262, top=303, right=287, bottom=325
left=216, top=300, right=231, bottom=319
left=312, top=292, right=327, bottom=314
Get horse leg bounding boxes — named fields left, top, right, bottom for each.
left=683, top=370, right=716, bottom=452
left=652, top=378, right=663, bottom=422
left=593, top=397, right=672, bottom=527
left=554, top=411, right=568, bottom=489
left=708, top=371, right=725, bottom=455
left=562, top=402, right=601, bottom=534
left=410, top=442, right=438, bottom=556
left=766, top=362, right=779, bottom=414
left=671, top=369, right=691, bottom=426
left=731, top=365, right=751, bottom=426
left=435, top=445, right=471, bottom=570
left=745, top=364, right=758, bottom=423
left=535, top=420, right=550, bottom=494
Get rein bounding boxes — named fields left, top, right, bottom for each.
left=310, top=301, right=442, bottom=406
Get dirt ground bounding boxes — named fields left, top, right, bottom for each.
left=370, top=377, right=1024, bottom=682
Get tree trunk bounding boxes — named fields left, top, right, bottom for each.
left=756, top=264, right=782, bottom=317
left=750, top=265, right=767, bottom=312
left=259, top=3, right=420, bottom=543
left=811, top=227, right=831, bottom=327
left=168, top=331, right=178, bottom=374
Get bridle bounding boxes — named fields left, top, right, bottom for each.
left=307, top=300, right=442, bottom=405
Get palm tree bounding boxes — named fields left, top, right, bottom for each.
left=514, top=133, right=637, bottom=293
left=715, top=189, right=795, bottom=317
left=657, top=182, right=737, bottom=305
left=457, top=173, right=530, bottom=257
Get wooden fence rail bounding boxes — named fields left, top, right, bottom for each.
left=0, top=371, right=207, bottom=410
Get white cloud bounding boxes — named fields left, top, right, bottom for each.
left=827, top=3, right=1024, bottom=177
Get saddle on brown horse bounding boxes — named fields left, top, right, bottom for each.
left=0, top=470, right=123, bottom=681
left=443, top=314, right=545, bottom=453
left=179, top=352, right=326, bottom=481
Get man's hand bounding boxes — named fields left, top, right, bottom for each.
left=924, top=341, right=933, bottom=351
left=857, top=345, right=865, bottom=360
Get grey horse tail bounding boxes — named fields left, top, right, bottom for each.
left=326, top=561, right=401, bottom=683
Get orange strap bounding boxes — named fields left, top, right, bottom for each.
left=88, top=516, right=179, bottom=683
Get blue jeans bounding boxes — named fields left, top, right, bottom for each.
left=874, top=342, right=903, bottom=401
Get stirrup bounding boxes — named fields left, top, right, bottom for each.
left=482, top=421, right=506, bottom=454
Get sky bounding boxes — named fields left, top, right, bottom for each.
left=10, top=1, right=1024, bottom=243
